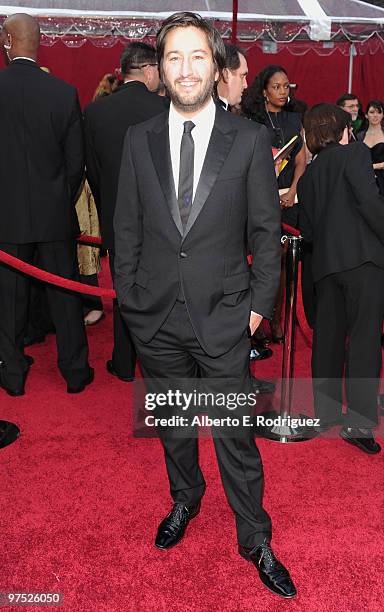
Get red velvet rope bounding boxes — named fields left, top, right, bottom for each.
left=281, top=222, right=301, bottom=237
left=80, top=228, right=302, bottom=248
left=0, top=226, right=306, bottom=305
left=0, top=249, right=116, bottom=298
left=77, top=234, right=102, bottom=245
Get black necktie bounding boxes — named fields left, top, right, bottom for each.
left=178, top=120, right=195, bottom=231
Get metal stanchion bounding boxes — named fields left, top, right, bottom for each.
left=257, top=232, right=318, bottom=443
left=0, top=421, right=20, bottom=449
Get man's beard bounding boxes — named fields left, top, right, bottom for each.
left=164, top=71, right=215, bottom=114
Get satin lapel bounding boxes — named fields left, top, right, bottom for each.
left=148, top=123, right=183, bottom=237
left=183, top=115, right=237, bottom=241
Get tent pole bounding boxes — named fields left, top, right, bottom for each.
left=231, top=0, right=238, bottom=44
left=348, top=43, right=356, bottom=93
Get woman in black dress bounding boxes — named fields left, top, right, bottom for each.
left=241, top=65, right=307, bottom=341
left=357, top=100, right=384, bottom=195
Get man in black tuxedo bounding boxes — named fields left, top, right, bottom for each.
left=0, top=14, right=92, bottom=396
left=84, top=42, right=167, bottom=382
left=114, top=12, right=296, bottom=598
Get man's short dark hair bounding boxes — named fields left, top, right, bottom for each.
left=120, top=42, right=157, bottom=75
left=224, top=44, right=245, bottom=71
left=304, top=103, right=350, bottom=155
left=156, top=11, right=226, bottom=80
left=336, top=93, right=359, bottom=107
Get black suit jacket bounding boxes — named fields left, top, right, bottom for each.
left=84, top=81, right=167, bottom=249
left=113, top=107, right=281, bottom=357
left=0, top=59, right=84, bottom=243
left=298, top=141, right=384, bottom=283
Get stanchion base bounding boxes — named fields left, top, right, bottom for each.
left=0, top=421, right=20, bottom=449
left=254, top=411, right=319, bottom=443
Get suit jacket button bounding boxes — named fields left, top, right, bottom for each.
left=179, top=251, right=188, bottom=258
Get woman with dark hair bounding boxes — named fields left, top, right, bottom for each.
left=241, top=64, right=306, bottom=210
left=357, top=100, right=384, bottom=194
left=241, top=65, right=307, bottom=342
left=298, top=103, right=384, bottom=454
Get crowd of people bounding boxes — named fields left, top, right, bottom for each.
left=86, top=39, right=384, bottom=455
left=0, top=10, right=383, bottom=600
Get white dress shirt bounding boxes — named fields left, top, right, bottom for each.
left=168, top=98, right=260, bottom=321
left=12, top=56, right=36, bottom=62
left=169, top=97, right=216, bottom=201
left=218, top=96, right=229, bottom=111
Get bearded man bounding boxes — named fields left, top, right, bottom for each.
left=113, top=12, right=296, bottom=598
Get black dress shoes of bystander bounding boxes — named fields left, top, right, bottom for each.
left=106, top=360, right=134, bottom=382
left=0, top=357, right=33, bottom=396
left=67, top=367, right=94, bottom=394
left=250, top=338, right=273, bottom=361
left=339, top=427, right=381, bottom=454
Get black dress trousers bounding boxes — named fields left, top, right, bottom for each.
left=108, top=250, right=137, bottom=378
left=0, top=241, right=89, bottom=389
left=312, top=262, right=384, bottom=428
left=132, top=299, right=272, bottom=549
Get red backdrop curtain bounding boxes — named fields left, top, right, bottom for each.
left=245, top=44, right=351, bottom=108
left=0, top=38, right=381, bottom=110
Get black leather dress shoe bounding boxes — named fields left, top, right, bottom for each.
left=0, top=356, right=32, bottom=396
left=239, top=540, right=297, bottom=599
left=0, top=420, right=20, bottom=448
left=67, top=368, right=94, bottom=394
left=155, top=502, right=201, bottom=550
left=0, top=362, right=25, bottom=396
left=106, top=360, right=134, bottom=382
left=339, top=427, right=381, bottom=454
left=251, top=377, right=276, bottom=395
left=250, top=340, right=273, bottom=361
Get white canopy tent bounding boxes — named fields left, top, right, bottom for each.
left=0, top=1, right=384, bottom=42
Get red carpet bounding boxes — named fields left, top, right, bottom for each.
left=1, top=265, right=383, bottom=611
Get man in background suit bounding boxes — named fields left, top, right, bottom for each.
left=114, top=12, right=296, bottom=598
left=218, top=43, right=276, bottom=391
left=217, top=42, right=248, bottom=112
left=84, top=42, right=167, bottom=382
left=0, top=13, right=92, bottom=396
left=336, top=93, right=365, bottom=140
